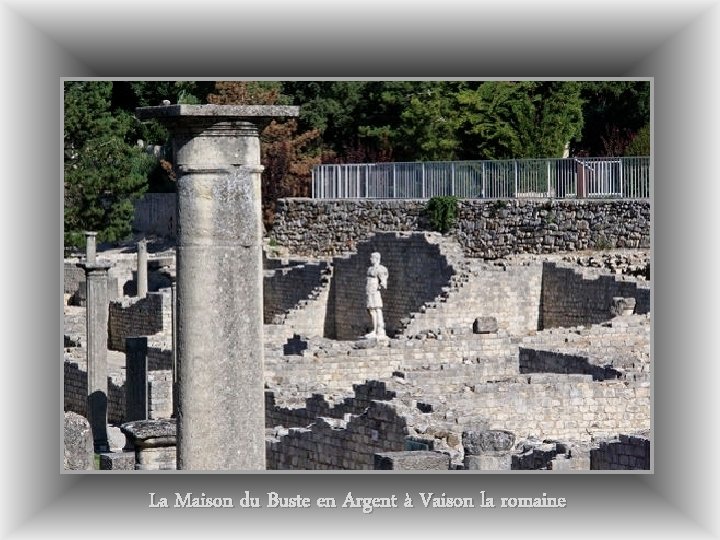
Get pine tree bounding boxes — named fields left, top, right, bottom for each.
left=64, top=81, right=154, bottom=247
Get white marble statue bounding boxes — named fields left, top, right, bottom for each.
left=365, top=252, right=389, bottom=339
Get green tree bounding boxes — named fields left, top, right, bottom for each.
left=624, top=124, right=651, bottom=156
left=64, top=81, right=154, bottom=247
left=575, top=81, right=650, bottom=156
left=456, top=81, right=584, bottom=160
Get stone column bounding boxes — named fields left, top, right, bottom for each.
left=78, top=232, right=112, bottom=452
left=136, top=239, right=148, bottom=298
left=85, top=231, right=97, bottom=264
left=125, top=336, right=148, bottom=421
left=136, top=104, right=298, bottom=470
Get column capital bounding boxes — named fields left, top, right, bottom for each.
left=136, top=104, right=299, bottom=136
left=77, top=260, right=113, bottom=274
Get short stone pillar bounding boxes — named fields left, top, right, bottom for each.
left=462, top=429, right=515, bottom=471
left=136, top=239, right=148, bottom=298
left=78, top=232, right=112, bottom=453
left=125, top=336, right=148, bottom=421
left=136, top=104, right=299, bottom=470
left=85, top=231, right=97, bottom=264
left=121, top=419, right=177, bottom=470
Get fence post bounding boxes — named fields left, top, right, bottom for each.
left=482, top=161, right=486, bottom=198
left=547, top=160, right=551, bottom=198
left=392, top=163, right=397, bottom=199
left=451, top=162, right=455, bottom=196
left=421, top=162, right=426, bottom=199
left=514, top=161, right=518, bottom=197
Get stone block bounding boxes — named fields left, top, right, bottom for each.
left=610, top=297, right=636, bottom=317
left=64, top=411, right=94, bottom=471
left=463, top=454, right=512, bottom=470
left=108, top=426, right=127, bottom=452
left=99, top=452, right=135, bottom=470
left=462, top=429, right=515, bottom=455
left=121, top=418, right=176, bottom=448
left=374, top=451, right=450, bottom=470
left=473, top=317, right=498, bottom=334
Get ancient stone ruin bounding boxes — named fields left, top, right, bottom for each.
left=64, top=227, right=650, bottom=471
left=62, top=103, right=650, bottom=472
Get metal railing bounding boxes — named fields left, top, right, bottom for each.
left=311, top=157, right=650, bottom=199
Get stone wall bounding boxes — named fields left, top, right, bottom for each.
left=64, top=362, right=126, bottom=424
left=133, top=193, right=176, bottom=238
left=108, top=291, right=172, bottom=351
left=330, top=233, right=455, bottom=339
left=541, top=262, right=650, bottom=329
left=590, top=434, right=651, bottom=470
left=270, top=198, right=650, bottom=258
left=402, top=263, right=543, bottom=337
left=266, top=400, right=408, bottom=470
left=263, top=262, right=331, bottom=325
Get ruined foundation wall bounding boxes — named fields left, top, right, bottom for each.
left=271, top=198, right=650, bottom=258
left=465, top=376, right=650, bottom=442
left=541, top=262, right=650, bottom=329
left=590, top=434, right=651, bottom=470
left=64, top=362, right=126, bottom=424
left=108, top=291, right=172, bottom=351
left=402, top=264, right=543, bottom=336
left=331, top=233, right=455, bottom=340
left=263, top=262, right=330, bottom=325
left=266, top=401, right=408, bottom=470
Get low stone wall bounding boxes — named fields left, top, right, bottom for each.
left=108, top=291, right=172, bottom=351
left=331, top=233, right=455, bottom=339
left=590, top=434, right=651, bottom=470
left=541, top=262, right=650, bottom=329
left=270, top=198, right=650, bottom=259
left=64, top=362, right=126, bottom=424
left=263, top=262, right=331, bottom=324
left=266, top=400, right=408, bottom=470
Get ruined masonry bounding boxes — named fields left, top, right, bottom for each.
left=64, top=221, right=650, bottom=470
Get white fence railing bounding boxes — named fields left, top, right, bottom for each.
left=311, top=157, right=650, bottom=199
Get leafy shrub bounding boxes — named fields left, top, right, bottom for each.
left=425, top=196, right=459, bottom=233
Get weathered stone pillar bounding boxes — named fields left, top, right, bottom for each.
left=170, top=275, right=178, bottom=418
left=85, top=231, right=97, bottom=264
left=125, top=336, right=148, bottom=421
left=136, top=239, right=148, bottom=298
left=78, top=232, right=112, bottom=453
left=136, top=105, right=298, bottom=470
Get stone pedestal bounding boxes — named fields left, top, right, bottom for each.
left=121, top=419, right=177, bottom=470
left=462, top=429, right=515, bottom=471
left=136, top=104, right=298, bottom=470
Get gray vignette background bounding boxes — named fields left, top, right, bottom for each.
left=2, top=1, right=719, bottom=538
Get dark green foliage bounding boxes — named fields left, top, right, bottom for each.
left=425, top=196, right=459, bottom=233
left=625, top=124, right=651, bottom=156
left=64, top=81, right=154, bottom=247
left=575, top=81, right=650, bottom=156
